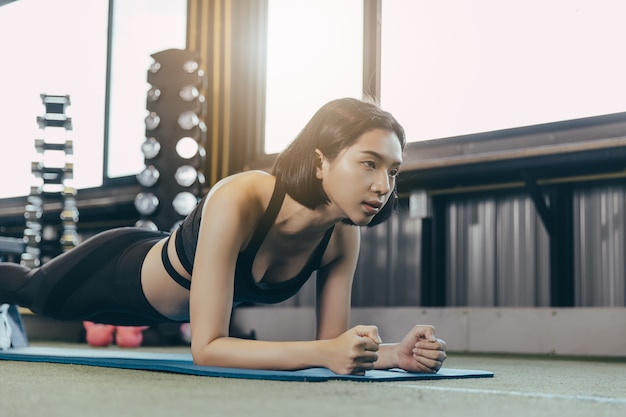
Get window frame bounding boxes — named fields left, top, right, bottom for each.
left=101, top=0, right=137, bottom=189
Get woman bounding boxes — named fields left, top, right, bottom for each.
left=0, top=98, right=447, bottom=375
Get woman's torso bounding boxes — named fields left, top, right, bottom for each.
left=140, top=171, right=339, bottom=320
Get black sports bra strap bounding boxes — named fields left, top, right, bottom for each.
left=243, top=182, right=285, bottom=256
left=161, top=238, right=191, bottom=290
left=174, top=229, right=194, bottom=275
left=313, top=225, right=335, bottom=269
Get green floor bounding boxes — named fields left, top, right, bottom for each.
left=2, top=342, right=625, bottom=417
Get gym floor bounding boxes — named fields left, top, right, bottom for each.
left=2, top=342, right=625, bottom=417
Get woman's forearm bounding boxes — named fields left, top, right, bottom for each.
left=192, top=325, right=383, bottom=374
left=192, top=337, right=331, bottom=371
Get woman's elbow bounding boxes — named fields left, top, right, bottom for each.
left=190, top=340, right=213, bottom=365
left=190, top=338, right=226, bottom=366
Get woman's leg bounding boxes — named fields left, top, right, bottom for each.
left=0, top=228, right=134, bottom=316
left=0, top=228, right=171, bottom=325
left=0, top=263, right=39, bottom=308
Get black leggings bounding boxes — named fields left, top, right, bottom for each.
left=0, top=227, right=181, bottom=326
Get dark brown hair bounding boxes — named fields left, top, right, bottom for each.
left=272, top=98, right=406, bottom=226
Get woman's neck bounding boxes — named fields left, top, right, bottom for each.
left=274, top=194, right=341, bottom=237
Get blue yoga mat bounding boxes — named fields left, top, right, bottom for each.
left=0, top=346, right=493, bottom=382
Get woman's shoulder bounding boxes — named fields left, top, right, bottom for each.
left=204, top=170, right=276, bottom=214
left=233, top=170, right=275, bottom=187
left=211, top=170, right=274, bottom=195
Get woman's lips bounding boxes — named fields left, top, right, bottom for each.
left=362, top=200, right=382, bottom=215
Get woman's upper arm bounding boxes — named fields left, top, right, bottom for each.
left=187, top=181, right=257, bottom=358
left=315, top=224, right=361, bottom=340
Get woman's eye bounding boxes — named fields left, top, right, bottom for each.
left=389, top=169, right=399, bottom=177
left=362, top=161, right=375, bottom=170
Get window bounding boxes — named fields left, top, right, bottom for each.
left=264, top=0, right=363, bottom=154
left=0, top=0, right=187, bottom=199
left=381, top=0, right=626, bottom=142
left=106, top=0, right=187, bottom=178
left=0, top=0, right=108, bottom=198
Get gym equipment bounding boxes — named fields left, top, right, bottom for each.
left=22, top=93, right=78, bottom=267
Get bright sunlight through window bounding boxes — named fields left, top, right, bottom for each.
left=0, top=0, right=108, bottom=198
left=106, top=0, right=187, bottom=178
left=264, top=0, right=363, bottom=154
left=0, top=0, right=186, bottom=199
left=381, top=0, right=626, bottom=142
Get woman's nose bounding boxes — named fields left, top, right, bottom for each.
left=371, top=171, right=391, bottom=195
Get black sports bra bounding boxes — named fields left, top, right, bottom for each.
left=161, top=182, right=335, bottom=305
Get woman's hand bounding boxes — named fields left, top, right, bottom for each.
left=323, top=325, right=382, bottom=375
left=395, top=325, right=447, bottom=373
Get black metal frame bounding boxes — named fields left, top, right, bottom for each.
left=404, top=112, right=626, bottom=307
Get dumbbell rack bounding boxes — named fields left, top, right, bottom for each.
left=21, top=94, right=79, bottom=268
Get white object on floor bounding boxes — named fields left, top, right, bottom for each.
left=0, top=303, right=12, bottom=350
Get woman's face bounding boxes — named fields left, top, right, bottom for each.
left=316, top=129, right=403, bottom=226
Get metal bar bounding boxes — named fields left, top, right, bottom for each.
left=521, top=171, right=553, bottom=236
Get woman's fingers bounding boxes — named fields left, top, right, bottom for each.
left=413, top=338, right=447, bottom=372
left=411, top=352, right=444, bottom=373
left=353, top=334, right=379, bottom=370
left=327, top=325, right=382, bottom=375
left=353, top=324, right=382, bottom=345
left=415, top=338, right=447, bottom=353
left=352, top=351, right=379, bottom=374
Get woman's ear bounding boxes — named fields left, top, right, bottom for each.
left=314, top=149, right=325, bottom=180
